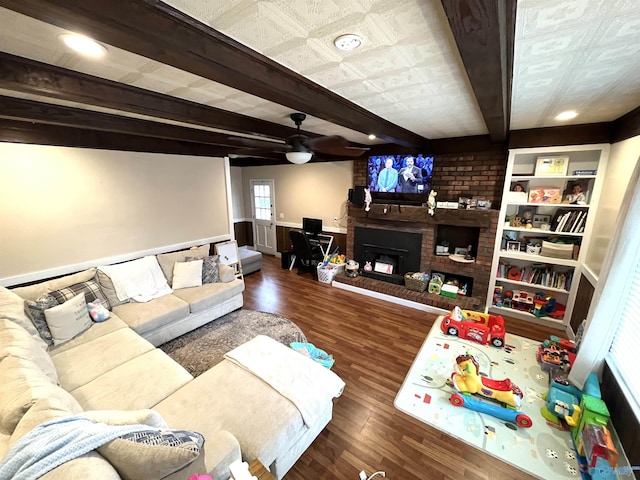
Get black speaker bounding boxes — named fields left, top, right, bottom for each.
left=350, top=185, right=366, bottom=206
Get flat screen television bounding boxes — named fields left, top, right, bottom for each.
left=302, top=217, right=322, bottom=237
left=367, top=154, right=434, bottom=205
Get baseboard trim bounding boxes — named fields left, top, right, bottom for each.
left=332, top=281, right=449, bottom=315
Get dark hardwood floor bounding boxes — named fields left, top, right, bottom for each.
left=243, top=255, right=564, bottom=480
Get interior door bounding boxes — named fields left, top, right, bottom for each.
left=250, top=179, right=277, bottom=255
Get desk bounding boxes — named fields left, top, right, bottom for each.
left=288, top=232, right=334, bottom=270
left=308, top=233, right=334, bottom=257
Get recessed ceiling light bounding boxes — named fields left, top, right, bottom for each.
left=334, top=34, right=362, bottom=51
left=555, top=110, right=578, bottom=121
left=368, top=134, right=376, bottom=140
left=60, top=33, right=107, bottom=58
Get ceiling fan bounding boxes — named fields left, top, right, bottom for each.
left=229, top=113, right=369, bottom=164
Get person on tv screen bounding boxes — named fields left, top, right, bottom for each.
left=376, top=157, right=398, bottom=192
left=398, top=156, right=423, bottom=193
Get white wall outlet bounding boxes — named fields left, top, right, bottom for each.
left=279, top=212, right=284, bottom=219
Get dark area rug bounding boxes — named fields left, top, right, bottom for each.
left=159, top=309, right=307, bottom=377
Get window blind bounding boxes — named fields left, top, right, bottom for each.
left=607, top=242, right=640, bottom=420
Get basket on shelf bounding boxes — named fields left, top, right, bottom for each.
left=404, top=272, right=430, bottom=292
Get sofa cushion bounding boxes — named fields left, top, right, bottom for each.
left=24, top=294, right=58, bottom=347
left=51, top=328, right=155, bottom=391
left=9, top=390, right=83, bottom=446
left=171, top=279, right=245, bottom=314
left=0, top=356, right=59, bottom=434
left=219, top=263, right=236, bottom=283
left=172, top=260, right=203, bottom=290
left=44, top=293, right=93, bottom=346
left=40, top=451, right=121, bottom=480
left=0, top=286, right=41, bottom=338
left=96, top=270, right=130, bottom=308
left=12, top=268, right=97, bottom=302
left=0, top=318, right=58, bottom=384
left=157, top=245, right=209, bottom=287
left=113, top=294, right=190, bottom=336
left=70, top=349, right=192, bottom=411
left=48, top=315, right=128, bottom=356
left=49, top=278, right=111, bottom=311
left=155, top=360, right=304, bottom=468
left=98, top=429, right=204, bottom=480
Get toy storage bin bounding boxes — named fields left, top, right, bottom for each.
left=404, top=273, right=429, bottom=292
left=316, top=263, right=345, bottom=284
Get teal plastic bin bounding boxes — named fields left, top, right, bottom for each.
left=290, top=342, right=335, bottom=369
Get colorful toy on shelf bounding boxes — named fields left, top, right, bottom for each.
left=449, top=352, right=532, bottom=428
left=440, top=306, right=506, bottom=347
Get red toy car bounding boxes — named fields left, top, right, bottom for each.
left=440, top=307, right=506, bottom=348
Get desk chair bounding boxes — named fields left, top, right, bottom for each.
left=289, top=230, right=324, bottom=276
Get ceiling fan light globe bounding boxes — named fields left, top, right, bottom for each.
left=286, top=151, right=313, bottom=164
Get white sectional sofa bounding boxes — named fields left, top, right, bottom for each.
left=0, top=245, right=345, bottom=479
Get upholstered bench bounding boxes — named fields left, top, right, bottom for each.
left=239, top=247, right=262, bottom=275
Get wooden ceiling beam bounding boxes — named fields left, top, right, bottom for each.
left=0, top=0, right=427, bottom=148
left=441, top=0, right=516, bottom=142
left=0, top=95, right=273, bottom=150
left=0, top=53, right=301, bottom=142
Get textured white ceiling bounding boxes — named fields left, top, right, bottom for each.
left=0, top=0, right=639, bottom=142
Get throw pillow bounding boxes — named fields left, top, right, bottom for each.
left=24, top=294, right=59, bottom=347
left=87, top=299, right=111, bottom=322
left=96, top=270, right=130, bottom=308
left=43, top=293, right=93, bottom=345
left=187, top=255, right=220, bottom=283
left=157, top=244, right=209, bottom=286
left=49, top=278, right=111, bottom=311
left=171, top=260, right=203, bottom=289
left=98, top=429, right=204, bottom=480
left=218, top=263, right=236, bottom=283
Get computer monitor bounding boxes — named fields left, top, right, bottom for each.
left=302, top=217, right=322, bottom=237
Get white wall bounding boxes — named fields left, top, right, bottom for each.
left=240, top=161, right=353, bottom=232
left=229, top=166, right=247, bottom=221
left=586, top=135, right=640, bottom=279
left=0, top=143, right=231, bottom=285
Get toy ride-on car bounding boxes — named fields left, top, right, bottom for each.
left=440, top=306, right=506, bottom=348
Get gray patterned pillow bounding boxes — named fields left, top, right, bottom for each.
left=24, top=294, right=59, bottom=347
left=98, top=429, right=204, bottom=480
left=49, top=279, right=111, bottom=311
left=187, top=255, right=219, bottom=283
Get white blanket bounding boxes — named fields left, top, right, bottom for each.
left=98, top=256, right=172, bottom=303
left=224, top=335, right=345, bottom=427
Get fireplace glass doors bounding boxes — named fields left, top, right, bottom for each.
left=354, top=227, right=422, bottom=284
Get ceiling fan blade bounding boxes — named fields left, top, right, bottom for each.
left=307, top=135, right=369, bottom=157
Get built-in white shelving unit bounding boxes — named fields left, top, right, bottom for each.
left=486, top=144, right=609, bottom=330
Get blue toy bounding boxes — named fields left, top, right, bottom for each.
left=449, top=393, right=532, bottom=428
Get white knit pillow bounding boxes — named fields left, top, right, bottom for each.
left=43, top=293, right=93, bottom=345
left=171, top=260, right=203, bottom=289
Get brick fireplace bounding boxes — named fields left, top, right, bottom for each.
left=335, top=203, right=499, bottom=311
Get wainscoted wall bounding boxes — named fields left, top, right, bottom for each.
left=233, top=221, right=254, bottom=248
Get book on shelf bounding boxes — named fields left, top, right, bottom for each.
left=551, top=208, right=588, bottom=233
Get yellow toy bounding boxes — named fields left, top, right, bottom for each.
left=451, top=353, right=523, bottom=409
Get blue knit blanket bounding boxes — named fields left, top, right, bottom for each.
left=0, top=415, right=154, bottom=480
